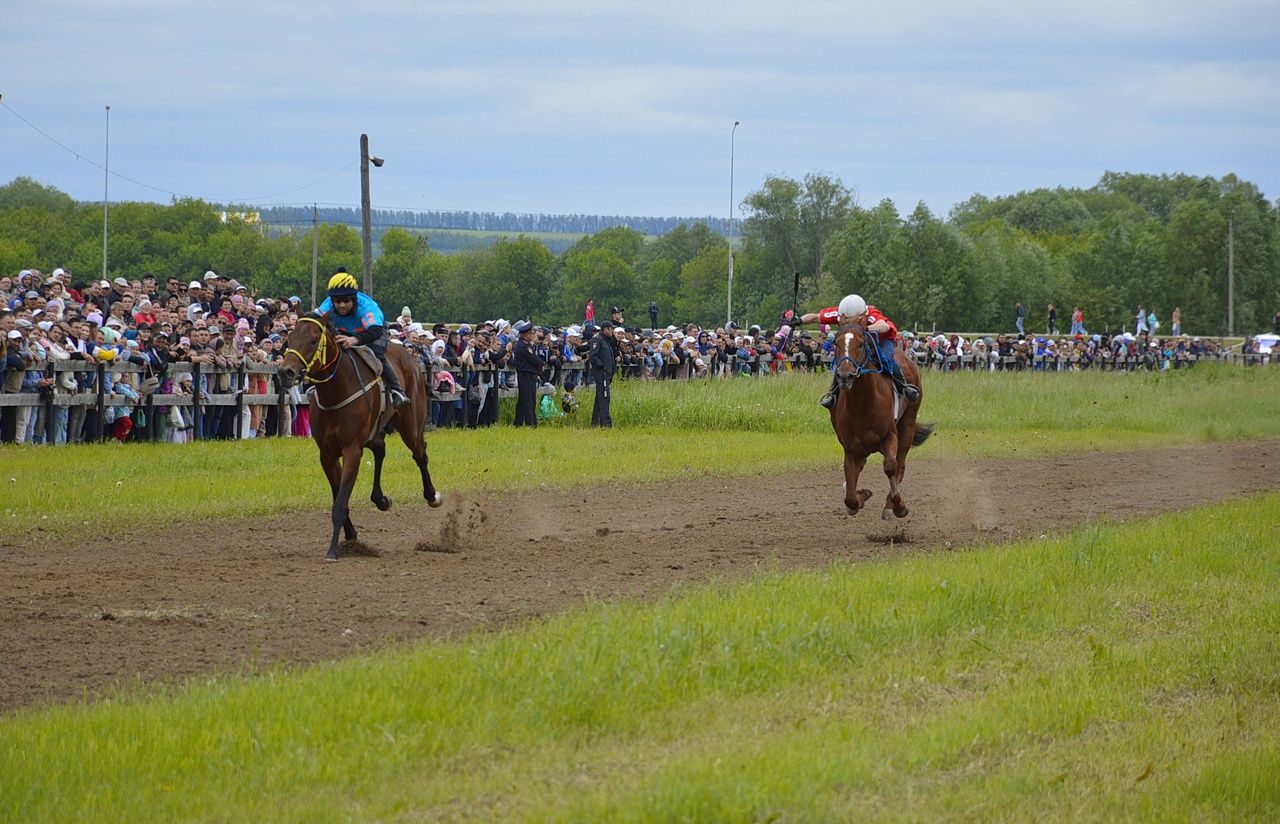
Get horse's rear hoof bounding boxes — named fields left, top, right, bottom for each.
left=428, top=492, right=444, bottom=508
left=845, top=504, right=860, bottom=516
left=325, top=551, right=340, bottom=562
left=375, top=495, right=392, bottom=512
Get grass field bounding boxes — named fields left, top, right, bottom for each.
left=3, top=492, right=1277, bottom=821
left=5, top=365, right=1280, bottom=539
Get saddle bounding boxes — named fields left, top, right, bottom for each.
left=351, top=345, right=383, bottom=377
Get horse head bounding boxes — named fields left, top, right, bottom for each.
left=833, top=321, right=874, bottom=391
left=279, top=314, right=334, bottom=388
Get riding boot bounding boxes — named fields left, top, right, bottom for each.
left=819, top=373, right=840, bottom=409
left=890, top=369, right=921, bottom=402
left=380, top=360, right=410, bottom=407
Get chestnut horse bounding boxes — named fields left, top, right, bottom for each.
left=279, top=314, right=442, bottom=560
left=830, top=322, right=934, bottom=518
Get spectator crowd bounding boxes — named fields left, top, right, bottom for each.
left=1, top=267, right=1274, bottom=447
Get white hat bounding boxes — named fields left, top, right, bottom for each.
left=113, top=276, right=129, bottom=287
left=52, top=267, right=66, bottom=277
left=6, top=330, right=21, bottom=339
left=188, top=280, right=202, bottom=289
left=565, top=326, right=582, bottom=338
left=204, top=270, right=218, bottom=281
left=37, top=321, right=53, bottom=331
left=838, top=294, right=867, bottom=318
left=408, top=322, right=425, bottom=334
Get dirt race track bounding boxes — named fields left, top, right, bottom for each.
left=4, top=439, right=1278, bottom=713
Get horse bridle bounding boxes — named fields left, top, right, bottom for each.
left=835, top=323, right=884, bottom=379
left=284, top=316, right=342, bottom=384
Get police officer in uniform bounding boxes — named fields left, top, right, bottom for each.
left=588, top=319, right=617, bottom=427
left=512, top=320, right=544, bottom=427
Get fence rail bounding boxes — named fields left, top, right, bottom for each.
left=1, top=348, right=1273, bottom=444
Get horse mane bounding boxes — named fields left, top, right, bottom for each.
left=301, top=311, right=336, bottom=336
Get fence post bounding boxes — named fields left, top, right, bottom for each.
left=234, top=362, right=246, bottom=440
left=275, top=374, right=289, bottom=437
left=43, top=362, right=56, bottom=443
left=93, top=362, right=106, bottom=442
left=191, top=362, right=203, bottom=441
left=145, top=384, right=158, bottom=442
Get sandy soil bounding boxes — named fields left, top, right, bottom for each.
left=3, top=439, right=1276, bottom=712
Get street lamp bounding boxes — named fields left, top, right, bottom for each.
left=728, top=120, right=739, bottom=325
left=359, top=133, right=383, bottom=296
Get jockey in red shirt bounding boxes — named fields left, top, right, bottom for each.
left=787, top=294, right=920, bottom=408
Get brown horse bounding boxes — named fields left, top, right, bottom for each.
left=830, top=322, right=934, bottom=519
left=279, top=314, right=442, bottom=560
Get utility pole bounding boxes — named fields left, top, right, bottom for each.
left=727, top=120, right=739, bottom=325
left=360, top=133, right=374, bottom=297
left=310, top=204, right=319, bottom=309
left=1227, top=214, right=1235, bottom=338
left=102, top=105, right=110, bottom=279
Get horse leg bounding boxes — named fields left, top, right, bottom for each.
left=881, top=431, right=909, bottom=519
left=398, top=412, right=442, bottom=507
left=843, top=451, right=872, bottom=515
left=368, top=436, right=392, bottom=511
left=327, top=443, right=363, bottom=561
left=322, top=447, right=357, bottom=542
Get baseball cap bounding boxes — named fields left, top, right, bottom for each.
left=188, top=280, right=202, bottom=289
left=204, top=270, right=219, bottom=282
left=113, top=276, right=129, bottom=287
left=6, top=330, right=21, bottom=340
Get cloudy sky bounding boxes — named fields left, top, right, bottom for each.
left=3, top=0, right=1277, bottom=221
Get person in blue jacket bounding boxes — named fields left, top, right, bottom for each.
left=316, top=268, right=408, bottom=407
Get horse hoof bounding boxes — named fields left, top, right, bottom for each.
left=896, top=507, right=910, bottom=519
left=881, top=509, right=896, bottom=520
left=428, top=492, right=444, bottom=508
left=325, top=551, right=340, bottom=562
left=845, top=505, right=860, bottom=516
left=375, top=495, right=392, bottom=512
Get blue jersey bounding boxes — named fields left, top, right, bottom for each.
left=317, top=291, right=385, bottom=334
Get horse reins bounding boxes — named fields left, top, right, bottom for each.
left=285, top=317, right=342, bottom=383
left=835, top=323, right=885, bottom=378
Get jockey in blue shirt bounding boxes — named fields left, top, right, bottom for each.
left=316, top=268, right=409, bottom=407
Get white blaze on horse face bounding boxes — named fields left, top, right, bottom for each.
left=844, top=332, right=853, bottom=352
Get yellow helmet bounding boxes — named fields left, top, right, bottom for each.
left=327, top=269, right=359, bottom=297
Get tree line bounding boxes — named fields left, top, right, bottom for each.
left=258, top=206, right=729, bottom=238
left=2, top=171, right=1276, bottom=335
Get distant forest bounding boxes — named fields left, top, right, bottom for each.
left=257, top=206, right=729, bottom=238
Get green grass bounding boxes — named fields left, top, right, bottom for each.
left=3, top=493, right=1277, bottom=821
left=4, top=365, right=1280, bottom=539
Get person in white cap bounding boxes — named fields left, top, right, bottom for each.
left=788, top=294, right=919, bottom=407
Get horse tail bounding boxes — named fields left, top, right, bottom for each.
left=912, top=422, right=935, bottom=447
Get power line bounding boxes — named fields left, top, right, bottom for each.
left=1, top=97, right=356, bottom=203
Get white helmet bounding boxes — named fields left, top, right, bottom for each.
left=838, top=294, right=867, bottom=319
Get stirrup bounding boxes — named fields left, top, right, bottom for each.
left=389, top=389, right=410, bottom=407
left=819, top=391, right=837, bottom=409
left=901, top=384, right=920, bottom=401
